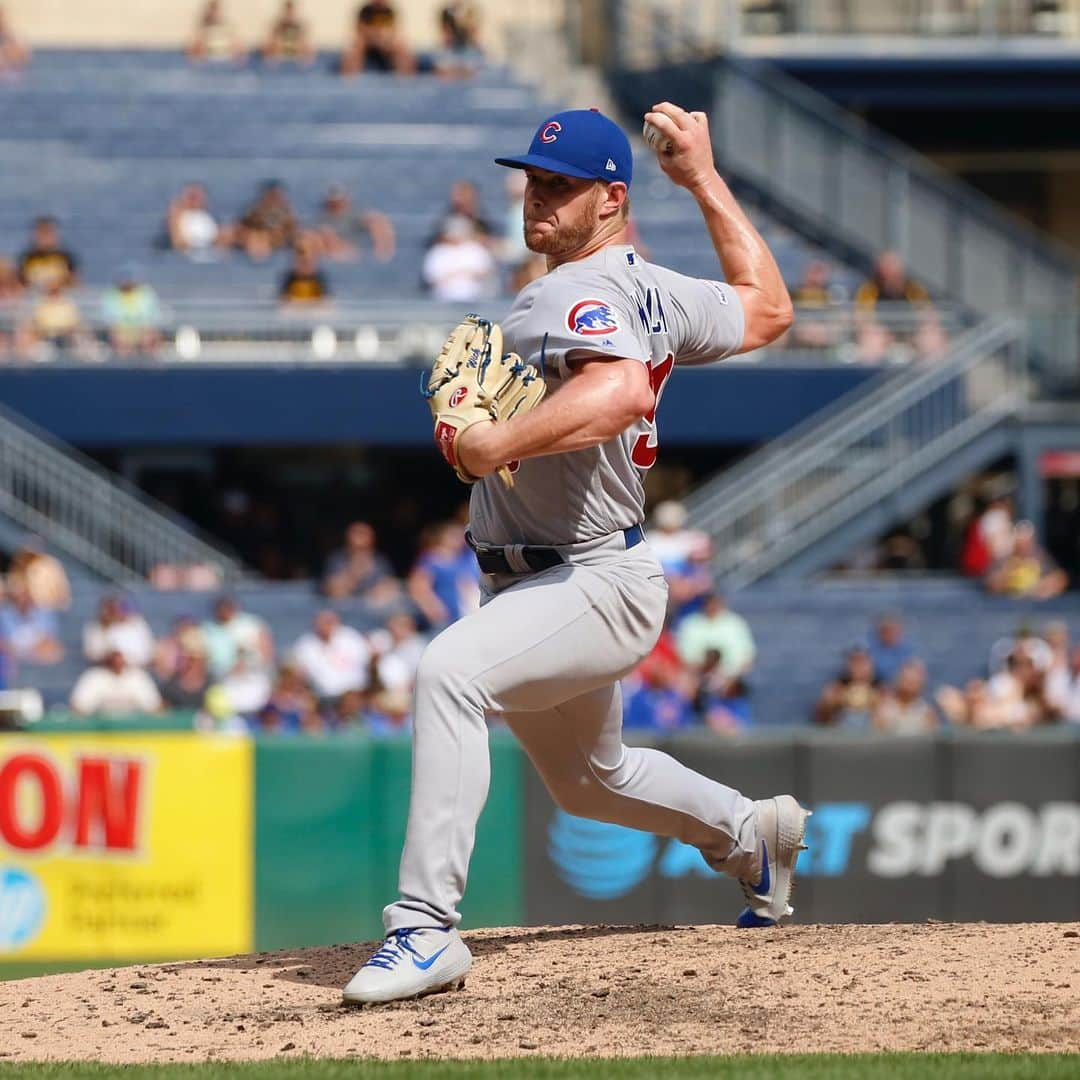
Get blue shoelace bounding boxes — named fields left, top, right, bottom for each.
left=363, top=928, right=425, bottom=971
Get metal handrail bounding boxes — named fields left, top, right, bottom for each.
left=0, top=400, right=250, bottom=584
left=685, top=318, right=1011, bottom=520
left=685, top=316, right=1029, bottom=587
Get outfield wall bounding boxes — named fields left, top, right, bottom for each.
left=1, top=728, right=1077, bottom=975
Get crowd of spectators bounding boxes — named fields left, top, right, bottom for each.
left=185, top=1, right=485, bottom=78
left=0, top=502, right=1077, bottom=734
left=961, top=496, right=1068, bottom=598
left=815, top=612, right=1080, bottom=732
left=786, top=250, right=949, bottom=363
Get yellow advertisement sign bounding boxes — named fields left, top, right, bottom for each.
left=0, top=733, right=253, bottom=960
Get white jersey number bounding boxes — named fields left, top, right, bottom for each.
left=630, top=352, right=675, bottom=470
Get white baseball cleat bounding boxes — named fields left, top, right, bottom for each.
left=736, top=794, right=811, bottom=928
left=342, top=926, right=473, bottom=1005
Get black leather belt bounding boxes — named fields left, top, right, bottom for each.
left=467, top=524, right=644, bottom=575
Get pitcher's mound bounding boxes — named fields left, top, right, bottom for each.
left=1, top=923, right=1078, bottom=1062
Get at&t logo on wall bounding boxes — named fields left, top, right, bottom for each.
left=0, top=866, right=46, bottom=950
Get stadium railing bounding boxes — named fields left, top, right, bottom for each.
left=684, top=315, right=1031, bottom=588
left=0, top=398, right=250, bottom=585
left=0, top=297, right=968, bottom=366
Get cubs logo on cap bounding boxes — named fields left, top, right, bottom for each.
left=495, top=109, right=633, bottom=187
left=567, top=299, right=620, bottom=336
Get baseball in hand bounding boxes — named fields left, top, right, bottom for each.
left=643, top=119, right=674, bottom=155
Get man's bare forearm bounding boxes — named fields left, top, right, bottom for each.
left=459, top=360, right=651, bottom=478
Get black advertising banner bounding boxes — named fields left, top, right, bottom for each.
left=522, top=732, right=1080, bottom=926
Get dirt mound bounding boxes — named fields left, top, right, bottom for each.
left=1, top=923, right=1078, bottom=1062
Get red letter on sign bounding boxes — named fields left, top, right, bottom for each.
left=0, top=753, right=63, bottom=850
left=74, top=758, right=142, bottom=851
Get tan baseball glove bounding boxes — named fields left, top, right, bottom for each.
left=423, top=314, right=546, bottom=487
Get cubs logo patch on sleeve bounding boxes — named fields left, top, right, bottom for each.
left=567, top=299, right=620, bottom=337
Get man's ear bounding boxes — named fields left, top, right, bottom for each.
left=599, top=182, right=628, bottom=220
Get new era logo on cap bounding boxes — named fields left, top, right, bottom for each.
left=494, top=109, right=633, bottom=188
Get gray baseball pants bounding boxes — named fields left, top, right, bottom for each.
left=383, top=533, right=759, bottom=932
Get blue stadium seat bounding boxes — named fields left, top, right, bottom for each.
left=0, top=49, right=857, bottom=300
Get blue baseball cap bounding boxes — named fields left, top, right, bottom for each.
left=495, top=108, right=632, bottom=188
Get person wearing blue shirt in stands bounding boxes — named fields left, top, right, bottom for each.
left=864, top=611, right=916, bottom=685
left=407, top=521, right=480, bottom=630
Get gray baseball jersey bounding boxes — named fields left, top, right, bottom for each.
left=383, top=246, right=762, bottom=938
left=468, top=243, right=745, bottom=545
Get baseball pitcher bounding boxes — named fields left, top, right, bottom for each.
left=344, top=104, right=808, bottom=1005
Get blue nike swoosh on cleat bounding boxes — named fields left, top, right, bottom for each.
left=413, top=944, right=451, bottom=970
left=756, top=840, right=771, bottom=896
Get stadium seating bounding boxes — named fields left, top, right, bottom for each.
left=0, top=50, right=858, bottom=301
left=24, top=576, right=1080, bottom=724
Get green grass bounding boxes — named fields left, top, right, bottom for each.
left=0, top=1056, right=1077, bottom=1079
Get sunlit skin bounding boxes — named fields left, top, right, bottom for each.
left=522, top=167, right=628, bottom=267
left=456, top=102, right=793, bottom=480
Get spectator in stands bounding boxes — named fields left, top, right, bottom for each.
left=341, top=1, right=415, bottom=75
left=407, top=521, right=480, bottom=629
left=855, top=251, right=929, bottom=314
left=986, top=520, right=1067, bottom=600
left=153, top=615, right=206, bottom=681
left=675, top=592, right=756, bottom=683
left=693, top=647, right=752, bottom=732
left=217, top=645, right=273, bottom=716
left=364, top=687, right=413, bottom=736
left=262, top=0, right=315, bottom=66
left=814, top=647, right=880, bottom=727
left=1046, top=644, right=1080, bottom=724
left=422, top=215, right=497, bottom=302
left=312, top=184, right=396, bottom=263
left=83, top=595, right=155, bottom=669
left=978, top=650, right=1055, bottom=729
left=167, top=183, right=231, bottom=259
left=279, top=240, right=331, bottom=306
left=434, top=180, right=495, bottom=244
left=201, top=595, right=273, bottom=680
left=17, top=218, right=78, bottom=289
left=421, top=3, right=484, bottom=77
left=660, top=533, right=714, bottom=624
left=102, top=263, right=163, bottom=356
left=159, top=648, right=211, bottom=710
left=0, top=577, right=62, bottom=665
left=321, top=520, right=400, bottom=603
left=623, top=648, right=698, bottom=731
left=292, top=609, right=372, bottom=704
left=70, top=649, right=162, bottom=716
left=0, top=5, right=30, bottom=73
left=265, top=659, right=320, bottom=730
left=187, top=0, right=247, bottom=65
left=0, top=257, right=23, bottom=301
left=933, top=678, right=979, bottom=727
left=873, top=659, right=937, bottom=733
left=7, top=537, right=70, bottom=610
left=789, top=260, right=844, bottom=348
left=15, top=279, right=89, bottom=360
left=649, top=500, right=699, bottom=573
left=329, top=687, right=366, bottom=730
left=369, top=610, right=426, bottom=690
left=235, top=181, right=298, bottom=261
left=863, top=611, right=916, bottom=685
left=961, top=492, right=1015, bottom=577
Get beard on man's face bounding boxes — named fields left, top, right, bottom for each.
left=524, top=189, right=602, bottom=256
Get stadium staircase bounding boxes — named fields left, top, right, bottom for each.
left=683, top=316, right=1034, bottom=589
left=0, top=400, right=249, bottom=586
left=605, top=12, right=1078, bottom=321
